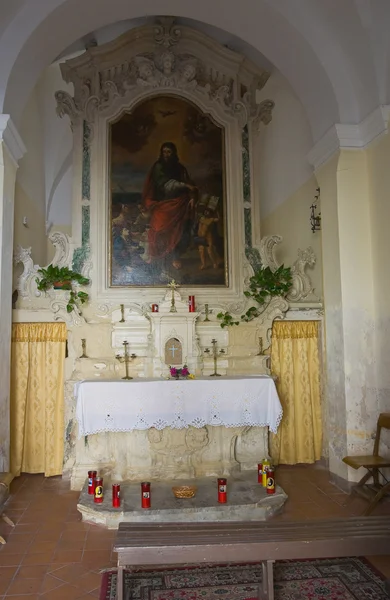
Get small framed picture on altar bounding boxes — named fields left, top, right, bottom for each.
left=109, top=94, right=228, bottom=287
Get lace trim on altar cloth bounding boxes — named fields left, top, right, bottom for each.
left=77, top=412, right=283, bottom=437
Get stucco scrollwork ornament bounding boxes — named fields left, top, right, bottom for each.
left=153, top=17, right=181, bottom=48
left=49, top=231, right=72, bottom=269
left=259, top=235, right=317, bottom=303
left=55, top=91, right=80, bottom=128
left=256, top=296, right=289, bottom=326
left=81, top=255, right=93, bottom=280
left=252, top=99, right=275, bottom=129
left=13, top=245, right=40, bottom=298
left=287, top=247, right=318, bottom=302
left=50, top=298, right=86, bottom=326
left=259, top=235, right=282, bottom=272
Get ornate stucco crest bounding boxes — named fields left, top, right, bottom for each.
left=55, top=18, right=274, bottom=129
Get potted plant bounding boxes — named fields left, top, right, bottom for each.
left=217, top=265, right=292, bottom=328
left=36, top=264, right=90, bottom=313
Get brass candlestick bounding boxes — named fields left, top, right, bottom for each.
left=204, top=303, right=212, bottom=322
left=119, top=304, right=125, bottom=323
left=204, top=338, right=225, bottom=377
left=167, top=279, right=179, bottom=313
left=80, top=338, right=88, bottom=358
left=115, top=340, right=137, bottom=380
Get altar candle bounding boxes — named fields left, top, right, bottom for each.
left=94, top=477, right=103, bottom=504
left=218, top=478, right=227, bottom=503
left=262, top=459, right=270, bottom=488
left=266, top=466, right=275, bottom=495
left=257, top=463, right=262, bottom=484
left=88, top=470, right=97, bottom=495
left=112, top=483, right=121, bottom=508
left=188, top=295, right=195, bottom=312
left=141, top=482, right=151, bottom=508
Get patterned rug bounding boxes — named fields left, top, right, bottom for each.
left=100, top=557, right=389, bottom=599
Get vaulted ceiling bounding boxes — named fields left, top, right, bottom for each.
left=0, top=0, right=389, bottom=144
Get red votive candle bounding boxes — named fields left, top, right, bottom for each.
left=94, top=477, right=103, bottom=504
left=257, top=463, right=262, bottom=484
left=218, top=478, right=227, bottom=503
left=88, top=470, right=97, bottom=495
left=188, top=295, right=195, bottom=312
left=141, top=482, right=151, bottom=508
left=112, top=483, right=121, bottom=508
left=266, top=467, right=276, bottom=495
left=152, top=304, right=159, bottom=312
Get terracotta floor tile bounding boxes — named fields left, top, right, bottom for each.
left=76, top=571, right=102, bottom=593
left=40, top=583, right=83, bottom=600
left=17, top=564, right=48, bottom=579
left=27, top=541, right=57, bottom=555
left=51, top=563, right=91, bottom=582
left=60, top=530, right=88, bottom=542
left=6, top=576, right=43, bottom=595
left=52, top=549, right=84, bottom=563
left=21, top=551, right=54, bottom=565
left=9, top=522, right=40, bottom=534
left=40, top=574, right=65, bottom=593
left=0, top=565, right=18, bottom=579
left=0, top=579, right=12, bottom=596
left=57, top=539, right=85, bottom=552
left=0, top=552, right=24, bottom=566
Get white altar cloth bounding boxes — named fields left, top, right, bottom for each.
left=74, top=376, right=282, bottom=438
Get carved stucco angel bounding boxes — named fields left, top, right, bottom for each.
left=177, top=59, right=198, bottom=90
left=135, top=57, right=160, bottom=87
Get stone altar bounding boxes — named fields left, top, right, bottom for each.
left=71, top=375, right=281, bottom=489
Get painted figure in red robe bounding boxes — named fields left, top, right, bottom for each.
left=143, top=142, right=197, bottom=270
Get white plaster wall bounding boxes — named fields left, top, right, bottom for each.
left=39, top=63, right=73, bottom=230
left=256, top=71, right=322, bottom=300
left=367, top=130, right=390, bottom=456
left=256, top=70, right=314, bottom=219
left=13, top=62, right=73, bottom=264
left=14, top=81, right=47, bottom=265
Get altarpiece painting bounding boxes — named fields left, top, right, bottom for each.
left=110, top=95, right=227, bottom=287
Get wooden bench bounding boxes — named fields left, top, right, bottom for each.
left=113, top=516, right=390, bottom=600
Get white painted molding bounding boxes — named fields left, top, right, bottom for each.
left=0, top=114, right=26, bottom=166
left=308, top=104, right=390, bottom=170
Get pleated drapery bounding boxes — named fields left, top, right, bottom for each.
left=10, top=322, right=67, bottom=477
left=270, top=320, right=322, bottom=465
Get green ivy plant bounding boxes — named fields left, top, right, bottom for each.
left=36, top=264, right=90, bottom=313
left=217, top=265, right=293, bottom=328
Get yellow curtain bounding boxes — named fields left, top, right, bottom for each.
left=10, top=322, right=67, bottom=477
left=270, top=320, right=322, bottom=465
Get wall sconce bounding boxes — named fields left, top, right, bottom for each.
left=310, top=187, right=321, bottom=233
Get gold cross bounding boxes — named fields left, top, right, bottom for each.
left=167, top=279, right=180, bottom=291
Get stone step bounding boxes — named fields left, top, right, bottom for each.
left=77, top=470, right=287, bottom=529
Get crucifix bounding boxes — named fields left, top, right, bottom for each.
left=167, top=279, right=179, bottom=313
left=169, top=343, right=179, bottom=359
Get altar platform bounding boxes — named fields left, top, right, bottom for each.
left=70, top=375, right=282, bottom=490
left=77, top=470, right=288, bottom=529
